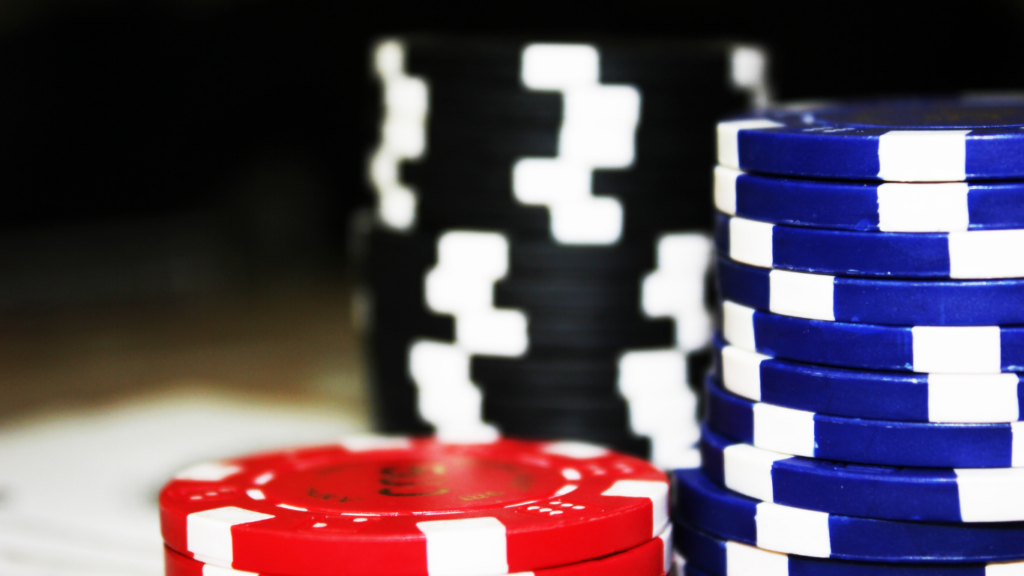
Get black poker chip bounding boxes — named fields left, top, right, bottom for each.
left=493, top=277, right=643, bottom=310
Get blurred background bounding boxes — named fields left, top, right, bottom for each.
left=3, top=0, right=1024, bottom=572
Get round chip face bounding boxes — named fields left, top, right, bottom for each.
left=705, top=377, right=1022, bottom=468
left=164, top=524, right=673, bottom=576
left=700, top=425, right=1024, bottom=523
left=674, top=520, right=1024, bottom=576
left=673, top=467, right=1024, bottom=563
left=717, top=97, right=1024, bottom=182
left=160, top=436, right=669, bottom=576
left=713, top=338, right=1024, bottom=423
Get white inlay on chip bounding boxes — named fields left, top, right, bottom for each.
left=339, top=435, right=413, bottom=452
left=723, top=301, right=758, bottom=351
left=642, top=233, right=714, bottom=352
left=713, top=165, right=742, bottom=215
left=911, top=325, right=1001, bottom=374
left=202, top=564, right=258, bottom=576
left=729, top=45, right=771, bottom=109
left=417, top=517, right=508, bottom=575
left=768, top=269, right=835, bottom=321
left=725, top=540, right=790, bottom=576
left=949, top=228, right=1024, bottom=279
left=368, top=39, right=429, bottom=230
left=877, top=130, right=970, bottom=182
left=728, top=217, right=775, bottom=268
left=716, top=118, right=784, bottom=170
left=174, top=462, right=241, bottom=482
left=755, top=502, right=831, bottom=558
left=753, top=402, right=816, bottom=457
left=723, top=443, right=789, bottom=503
left=928, top=373, right=1020, bottom=423
left=601, top=480, right=670, bottom=537
left=542, top=441, right=610, bottom=459
left=876, top=182, right=970, bottom=232
left=514, top=44, right=640, bottom=245
left=720, top=345, right=770, bottom=402
left=657, top=524, right=674, bottom=575
left=187, top=506, right=275, bottom=564
left=955, top=467, right=1024, bottom=522
left=410, top=231, right=526, bottom=442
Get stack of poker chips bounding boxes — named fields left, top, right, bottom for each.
left=160, top=436, right=674, bottom=576
left=356, top=35, right=770, bottom=468
left=673, top=97, right=1024, bottom=575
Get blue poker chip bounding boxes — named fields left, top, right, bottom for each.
left=714, top=165, right=1024, bottom=233
left=699, top=425, right=1024, bottom=523
left=721, top=300, right=1024, bottom=374
left=674, top=519, right=1024, bottom=576
left=672, top=468, right=1024, bottom=563
left=704, top=376, right=1024, bottom=468
left=715, top=212, right=1024, bottom=279
left=717, top=97, right=1024, bottom=182
left=718, top=257, right=1024, bottom=326
left=712, top=337, right=1024, bottom=423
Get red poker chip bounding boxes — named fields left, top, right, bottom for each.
left=163, top=524, right=673, bottom=576
left=160, top=436, right=669, bottom=576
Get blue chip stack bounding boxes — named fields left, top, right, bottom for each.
left=673, top=97, right=1024, bottom=575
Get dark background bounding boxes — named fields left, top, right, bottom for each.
left=2, top=0, right=1023, bottom=418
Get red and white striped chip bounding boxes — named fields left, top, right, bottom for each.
left=160, top=436, right=669, bottom=576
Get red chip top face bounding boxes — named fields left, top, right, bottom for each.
left=159, top=436, right=669, bottom=576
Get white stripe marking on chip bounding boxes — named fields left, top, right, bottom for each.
left=725, top=540, right=790, bottom=576
left=174, top=462, right=241, bottom=482
left=911, top=326, right=1001, bottom=374
left=723, top=443, right=789, bottom=503
left=187, top=506, right=274, bottom=564
left=876, top=182, right=970, bottom=232
left=339, top=435, right=412, bottom=452
left=928, top=373, right=1020, bottom=423
left=728, top=217, right=775, bottom=268
left=753, top=402, right=816, bottom=458
left=877, top=130, right=970, bottom=182
left=949, top=228, right=1024, bottom=279
left=723, top=301, right=758, bottom=352
left=713, top=165, right=741, bottom=215
left=658, top=524, right=674, bottom=575
left=542, top=441, right=609, bottom=459
left=755, top=501, right=831, bottom=558
left=716, top=119, right=784, bottom=170
left=601, top=480, right=670, bottom=537
left=720, top=345, right=769, bottom=402
left=368, top=40, right=428, bottom=230
left=768, top=269, right=835, bottom=321
left=417, top=517, right=508, bottom=575
left=202, top=564, right=258, bottom=576
left=955, top=467, right=1024, bottom=522
left=515, top=44, right=638, bottom=245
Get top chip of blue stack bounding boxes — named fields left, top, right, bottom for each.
left=718, top=96, right=1024, bottom=182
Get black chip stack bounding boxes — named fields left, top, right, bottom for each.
left=355, top=35, right=770, bottom=467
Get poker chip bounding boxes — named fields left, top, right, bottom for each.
left=722, top=300, right=1024, bottom=374
left=714, top=165, right=1024, bottom=233
left=160, top=436, right=670, bottom=576
left=164, top=524, right=674, bottom=576
left=673, top=520, right=1024, bottom=576
left=704, top=377, right=1024, bottom=468
left=672, top=468, right=1024, bottom=563
left=718, top=257, right=1024, bottom=326
left=712, top=338, right=1024, bottom=423
left=699, top=425, right=1024, bottom=523
left=717, top=97, right=1024, bottom=182
left=715, top=212, right=1024, bottom=279
left=677, top=95, right=1024, bottom=576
